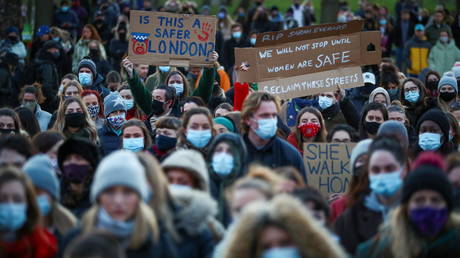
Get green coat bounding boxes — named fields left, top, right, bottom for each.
left=429, top=40, right=460, bottom=75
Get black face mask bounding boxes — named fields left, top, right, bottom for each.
left=89, top=48, right=99, bottom=57
left=155, top=134, right=177, bottom=151
left=365, top=121, right=381, bottom=135
left=8, top=35, right=18, bottom=42
left=119, top=33, right=127, bottom=40
left=440, top=91, right=457, bottom=102
left=65, top=112, right=85, bottom=128
left=151, top=99, right=166, bottom=116
left=426, top=80, right=439, bottom=90
left=0, top=128, right=15, bottom=135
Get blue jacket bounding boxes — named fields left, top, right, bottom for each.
left=87, top=73, right=110, bottom=99
left=34, top=105, right=52, bottom=131
left=98, top=124, right=121, bottom=157
left=243, top=134, right=306, bottom=182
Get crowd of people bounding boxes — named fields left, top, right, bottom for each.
left=1, top=0, right=460, bottom=257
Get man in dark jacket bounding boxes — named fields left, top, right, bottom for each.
left=241, top=92, right=306, bottom=181
left=318, top=89, right=360, bottom=132
left=77, top=57, right=110, bottom=98
left=53, top=0, right=80, bottom=38
left=222, top=23, right=251, bottom=75
left=404, top=24, right=431, bottom=77
left=88, top=40, right=111, bottom=77
left=0, top=52, right=21, bottom=108
left=109, top=23, right=128, bottom=71
left=393, top=9, right=415, bottom=71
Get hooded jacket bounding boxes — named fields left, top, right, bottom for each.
left=404, top=36, right=432, bottom=75
left=429, top=39, right=460, bottom=75
left=368, top=87, right=391, bottom=107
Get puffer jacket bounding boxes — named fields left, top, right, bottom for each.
left=429, top=40, right=460, bottom=75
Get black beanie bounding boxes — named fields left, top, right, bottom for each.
left=401, top=165, right=453, bottom=211
left=415, top=108, right=450, bottom=142
left=57, top=137, right=100, bottom=171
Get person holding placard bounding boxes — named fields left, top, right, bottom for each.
left=287, top=106, right=327, bottom=154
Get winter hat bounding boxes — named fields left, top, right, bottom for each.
left=438, top=71, right=458, bottom=92
left=349, top=139, right=372, bottom=175
left=402, top=164, right=453, bottom=211
left=36, top=25, right=50, bottom=37
left=77, top=57, right=97, bottom=77
left=91, top=150, right=148, bottom=202
left=415, top=108, right=450, bottom=142
left=22, top=154, right=60, bottom=200
left=369, top=87, right=391, bottom=106
left=58, top=137, right=100, bottom=171
left=162, top=149, right=209, bottom=192
left=452, top=62, right=460, bottom=79
left=363, top=72, right=376, bottom=85
left=6, top=26, right=19, bottom=35
left=377, top=120, right=409, bottom=150
left=103, top=92, right=127, bottom=117
left=214, top=116, right=236, bottom=133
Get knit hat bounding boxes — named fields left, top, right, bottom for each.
left=36, top=25, right=50, bottom=37
left=214, top=116, right=236, bottom=133
left=22, top=154, right=60, bottom=200
left=416, top=108, right=450, bottom=143
left=402, top=165, right=453, bottom=211
left=91, top=150, right=149, bottom=202
left=103, top=92, right=127, bottom=117
left=452, top=62, right=460, bottom=79
left=369, top=87, right=391, bottom=106
left=58, top=137, right=100, bottom=171
left=349, top=139, right=372, bottom=175
left=162, top=149, right=209, bottom=192
left=438, top=71, right=458, bottom=92
left=77, top=57, right=97, bottom=78
left=377, top=120, right=409, bottom=150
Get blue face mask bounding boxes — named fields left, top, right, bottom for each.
left=419, top=132, right=442, bottom=151
left=123, top=137, right=144, bottom=152
left=0, top=203, right=27, bottom=231
left=78, top=72, right=92, bottom=86
left=388, top=88, right=399, bottom=98
left=124, top=99, right=134, bottom=110
left=318, top=96, right=334, bottom=109
left=97, top=208, right=134, bottom=237
left=232, top=31, right=242, bottom=39
left=262, top=247, right=301, bottom=258
left=369, top=169, right=403, bottom=197
left=187, top=129, right=212, bottom=148
left=37, top=194, right=52, bottom=216
left=405, top=91, right=420, bottom=103
left=250, top=38, right=257, bottom=45
left=169, top=83, right=184, bottom=96
left=217, top=12, right=226, bottom=19
left=52, top=37, right=60, bottom=42
left=255, top=118, right=278, bottom=140
left=61, top=6, right=70, bottom=12
left=158, top=66, right=170, bottom=73
left=212, top=152, right=234, bottom=175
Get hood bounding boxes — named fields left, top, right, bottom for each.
left=162, top=149, right=209, bottom=192
left=171, top=187, right=218, bottom=236
left=369, top=87, right=391, bottom=106
left=206, top=133, right=247, bottom=182
left=92, top=73, right=105, bottom=87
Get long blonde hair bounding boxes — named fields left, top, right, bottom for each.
left=80, top=203, right=159, bottom=249
left=52, top=97, right=98, bottom=144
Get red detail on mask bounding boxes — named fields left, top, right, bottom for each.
left=298, top=123, right=321, bottom=138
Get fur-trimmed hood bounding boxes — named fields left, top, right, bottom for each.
left=171, top=187, right=220, bottom=237
left=219, top=194, right=347, bottom=258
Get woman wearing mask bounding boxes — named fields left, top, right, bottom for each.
left=52, top=97, right=98, bottom=144
left=58, top=137, right=100, bottom=218
left=358, top=102, right=388, bottom=139
left=149, top=117, right=181, bottom=161
left=413, top=108, right=453, bottom=157
left=0, top=166, right=57, bottom=257
left=121, top=119, right=152, bottom=153
left=219, top=195, right=346, bottom=258
left=98, top=92, right=127, bottom=156
left=287, top=107, right=328, bottom=154
left=165, top=70, right=190, bottom=100
left=81, top=89, right=105, bottom=130
left=335, top=137, right=407, bottom=254
left=437, top=72, right=458, bottom=112
left=207, top=133, right=248, bottom=226
left=429, top=30, right=460, bottom=75
left=61, top=150, right=179, bottom=257
left=72, top=24, right=106, bottom=72
left=400, top=78, right=429, bottom=127
left=177, top=107, right=216, bottom=155
left=22, top=155, right=77, bottom=244
left=424, top=70, right=441, bottom=98
left=368, top=87, right=391, bottom=107
left=0, top=107, right=22, bottom=135
left=356, top=155, right=460, bottom=257
left=446, top=112, right=460, bottom=151
left=19, top=84, right=52, bottom=131
left=119, top=85, right=147, bottom=121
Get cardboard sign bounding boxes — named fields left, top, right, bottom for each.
left=128, top=10, right=217, bottom=67
left=255, top=20, right=363, bottom=47
left=235, top=31, right=380, bottom=82
left=304, top=143, right=356, bottom=197
left=259, top=66, right=363, bottom=100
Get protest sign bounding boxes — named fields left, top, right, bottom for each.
left=128, top=10, right=217, bottom=67
left=303, top=143, right=356, bottom=197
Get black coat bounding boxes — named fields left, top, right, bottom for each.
left=222, top=37, right=251, bottom=72
left=98, top=124, right=121, bottom=157
left=393, top=18, right=415, bottom=48
left=31, top=50, right=61, bottom=112
left=243, top=134, right=306, bottom=182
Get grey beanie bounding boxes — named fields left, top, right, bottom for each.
left=377, top=120, right=409, bottom=150
left=77, top=58, right=97, bottom=77
left=90, top=150, right=149, bottom=202
left=438, top=71, right=458, bottom=92
left=22, top=154, right=60, bottom=200
left=349, top=139, right=373, bottom=175
left=103, top=91, right=127, bottom=117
